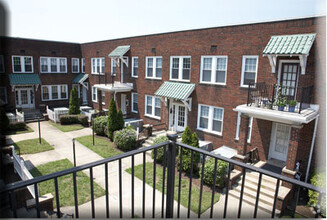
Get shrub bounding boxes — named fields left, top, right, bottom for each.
left=114, top=127, right=136, bottom=151
left=78, top=115, right=88, bottom=126
left=60, top=115, right=79, bottom=124
left=0, top=108, right=9, bottom=134
left=93, top=116, right=108, bottom=136
left=68, top=86, right=80, bottom=115
left=107, top=98, right=118, bottom=140
left=8, top=121, right=26, bottom=130
left=177, top=126, right=200, bottom=175
left=151, top=136, right=169, bottom=164
left=117, top=109, right=124, bottom=131
left=308, top=170, right=326, bottom=217
left=200, top=158, right=228, bottom=188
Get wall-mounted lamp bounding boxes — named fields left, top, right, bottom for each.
left=151, top=48, right=156, bottom=54
left=210, top=45, right=217, bottom=52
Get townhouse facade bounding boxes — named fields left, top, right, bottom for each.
left=0, top=16, right=325, bottom=184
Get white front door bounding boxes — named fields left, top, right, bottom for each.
left=268, top=122, right=291, bottom=162
left=15, top=88, right=34, bottom=109
left=121, top=94, right=126, bottom=115
left=82, top=83, right=88, bottom=104
left=170, top=102, right=187, bottom=132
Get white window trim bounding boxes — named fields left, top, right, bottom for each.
left=169, top=56, right=191, bottom=82
left=131, top=57, right=138, bottom=78
left=92, top=86, right=97, bottom=102
left=200, top=55, right=228, bottom=85
left=72, top=84, right=81, bottom=98
left=131, top=92, right=138, bottom=113
left=81, top=58, right=85, bottom=73
left=101, top=91, right=105, bottom=105
left=111, top=58, right=117, bottom=76
left=145, top=56, right=162, bottom=80
left=144, top=95, right=161, bottom=120
left=0, top=87, right=7, bottom=104
left=40, top=57, right=67, bottom=73
left=41, top=84, right=68, bottom=101
left=72, top=58, right=80, bottom=73
left=240, top=55, right=259, bottom=88
left=235, top=112, right=253, bottom=143
left=197, top=104, right=224, bottom=136
left=91, top=57, right=105, bottom=75
left=0, top=55, right=4, bottom=73
left=12, top=55, right=34, bottom=73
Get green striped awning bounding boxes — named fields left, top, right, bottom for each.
left=72, top=73, right=88, bottom=83
left=154, top=81, right=195, bottom=100
left=108, top=45, right=130, bottom=57
left=9, top=74, right=41, bottom=85
left=263, top=33, right=316, bottom=55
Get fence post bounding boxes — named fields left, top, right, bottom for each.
left=72, top=138, right=76, bottom=167
left=271, top=84, right=275, bottom=109
left=92, top=115, right=95, bottom=146
left=166, top=134, right=178, bottom=218
left=38, top=118, right=41, bottom=144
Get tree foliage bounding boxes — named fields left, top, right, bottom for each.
left=107, top=98, right=118, bottom=140
left=68, top=86, right=80, bottom=115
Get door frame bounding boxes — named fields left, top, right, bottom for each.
left=169, top=100, right=188, bottom=132
left=82, top=82, right=88, bottom=104
left=268, top=122, right=291, bottom=162
left=121, top=94, right=127, bottom=115
left=277, top=60, right=300, bottom=100
left=15, top=86, right=35, bottom=109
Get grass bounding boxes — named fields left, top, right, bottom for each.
left=48, top=121, right=85, bottom=132
left=6, top=126, right=34, bottom=135
left=126, top=162, right=220, bottom=214
left=75, top=135, right=123, bottom=158
left=14, top=138, right=54, bottom=154
left=30, top=159, right=106, bottom=207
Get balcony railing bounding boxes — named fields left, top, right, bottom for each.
left=246, top=82, right=313, bottom=114
left=0, top=135, right=325, bottom=218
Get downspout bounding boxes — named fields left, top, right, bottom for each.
left=305, top=114, right=319, bottom=183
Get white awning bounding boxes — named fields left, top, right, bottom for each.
left=93, top=81, right=133, bottom=93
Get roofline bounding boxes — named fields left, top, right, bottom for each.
left=0, top=36, right=80, bottom=45
left=81, top=15, right=325, bottom=45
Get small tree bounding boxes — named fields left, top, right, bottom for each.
left=107, top=98, right=118, bottom=140
left=117, top=109, right=124, bottom=131
left=69, top=86, right=80, bottom=115
left=0, top=108, right=9, bottom=134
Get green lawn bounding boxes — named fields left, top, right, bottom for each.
left=126, top=162, right=220, bottom=214
left=48, top=121, right=85, bottom=132
left=6, top=126, right=34, bottom=135
left=14, top=138, right=54, bottom=154
left=30, top=159, right=106, bottom=207
left=76, top=135, right=123, bottom=158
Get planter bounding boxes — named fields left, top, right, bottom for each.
left=278, top=106, right=285, bottom=111
left=288, top=106, right=295, bottom=112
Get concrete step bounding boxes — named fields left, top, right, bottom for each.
left=244, top=172, right=279, bottom=190
left=145, top=139, right=154, bottom=145
left=233, top=184, right=275, bottom=206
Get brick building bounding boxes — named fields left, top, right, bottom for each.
left=0, top=16, right=325, bottom=183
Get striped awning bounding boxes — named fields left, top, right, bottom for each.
left=154, top=81, right=195, bottom=100
left=9, top=74, right=41, bottom=85
left=108, top=45, right=130, bottom=58
left=72, top=73, right=88, bottom=83
left=263, top=33, right=316, bottom=55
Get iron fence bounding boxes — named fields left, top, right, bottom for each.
left=0, top=134, right=325, bottom=218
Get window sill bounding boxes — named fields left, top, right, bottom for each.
left=13, top=71, right=34, bottom=74
left=144, top=114, right=161, bottom=120
left=91, top=73, right=105, bottom=75
left=145, top=77, right=162, bottom=81
left=131, top=110, right=138, bottom=113
left=197, top=128, right=222, bottom=137
left=199, top=82, right=227, bottom=87
left=169, top=79, right=191, bottom=83
left=41, top=72, right=68, bottom=74
left=41, top=98, right=68, bottom=102
left=131, top=76, right=138, bottom=78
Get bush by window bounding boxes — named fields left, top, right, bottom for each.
left=151, top=136, right=169, bottom=164
left=308, top=170, right=326, bottom=217
left=200, top=158, right=228, bottom=188
left=114, top=127, right=137, bottom=151
left=93, top=116, right=108, bottom=136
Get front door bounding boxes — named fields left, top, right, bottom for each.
left=170, top=103, right=187, bottom=132
left=121, top=94, right=126, bottom=115
left=15, top=87, right=34, bottom=109
left=82, top=83, right=88, bottom=105
left=268, top=122, right=291, bottom=162
left=280, top=63, right=299, bottom=100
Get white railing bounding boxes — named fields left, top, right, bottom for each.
left=80, top=107, right=96, bottom=122
left=124, top=119, right=143, bottom=139
left=46, top=106, right=55, bottom=122
left=12, top=147, right=38, bottom=198
left=46, top=106, right=69, bottom=123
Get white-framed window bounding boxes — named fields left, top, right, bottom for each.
left=0, top=55, right=4, bottom=73
left=200, top=56, right=228, bottom=85
left=170, top=56, right=191, bottom=81
left=81, top=58, right=85, bottom=73
left=41, top=85, right=68, bottom=101
left=91, top=58, right=105, bottom=75
left=72, top=84, right=81, bottom=98
left=101, top=91, right=105, bottom=105
left=145, top=95, right=161, bottom=119
left=0, top=87, right=7, bottom=104
left=241, top=55, right=258, bottom=87
left=111, top=58, right=117, bottom=76
left=132, top=57, right=138, bottom=78
left=92, top=86, right=97, bottom=102
left=40, top=57, right=67, bottom=73
left=12, top=56, right=33, bottom=73
left=145, top=56, right=162, bottom=79
left=235, top=112, right=253, bottom=143
left=72, top=58, right=80, bottom=73
left=197, top=104, right=224, bottom=135
left=132, top=93, right=138, bottom=113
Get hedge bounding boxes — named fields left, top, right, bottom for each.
left=308, top=170, right=326, bottom=217
left=151, top=136, right=169, bottom=164
left=8, top=121, right=26, bottom=130
left=114, top=127, right=136, bottom=151
left=93, top=116, right=108, bottom=136
left=200, top=158, right=228, bottom=188
left=60, top=115, right=88, bottom=126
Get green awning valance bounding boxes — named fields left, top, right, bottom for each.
left=154, top=81, right=195, bottom=100
left=9, top=74, right=41, bottom=85
left=72, top=73, right=88, bottom=83
left=108, top=45, right=130, bottom=58
left=263, top=33, right=316, bottom=55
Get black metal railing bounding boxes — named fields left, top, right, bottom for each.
left=246, top=82, right=314, bottom=114
left=0, top=135, right=325, bottom=218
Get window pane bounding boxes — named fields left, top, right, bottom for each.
left=172, top=69, right=178, bottom=79
left=203, top=58, right=212, bottom=70
left=133, top=58, right=138, bottom=76
left=101, top=58, right=105, bottom=73
left=82, top=58, right=85, bottom=73
left=147, top=58, right=153, bottom=77
left=215, top=70, right=225, bottom=83
left=155, top=98, right=161, bottom=107
left=213, top=108, right=223, bottom=120
left=42, top=87, right=49, bottom=100
left=212, top=120, right=222, bottom=132
left=147, top=96, right=152, bottom=106
left=92, top=59, right=95, bottom=73
left=244, top=58, right=257, bottom=72
left=133, top=94, right=138, bottom=112
left=112, top=59, right=116, bottom=75
left=52, top=86, right=58, bottom=99
left=24, top=57, right=32, bottom=72
left=244, top=72, right=255, bottom=85
left=182, top=58, right=190, bottom=80
left=155, top=107, right=160, bottom=117
left=217, top=58, right=226, bottom=70
left=41, top=58, right=48, bottom=72
left=60, top=59, right=66, bottom=72
left=61, top=85, right=67, bottom=99
left=172, top=58, right=179, bottom=68
left=51, top=58, right=57, bottom=72
left=182, top=69, right=190, bottom=80
left=202, top=70, right=211, bottom=82
left=156, top=58, right=162, bottom=78
left=200, top=106, right=209, bottom=117
left=13, top=57, right=21, bottom=72
left=96, top=59, right=100, bottom=73
left=200, top=117, right=208, bottom=129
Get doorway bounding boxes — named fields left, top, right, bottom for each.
left=268, top=122, right=291, bottom=162
left=169, top=102, right=187, bottom=132
left=15, top=87, right=34, bottom=109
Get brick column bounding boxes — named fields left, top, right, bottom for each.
left=239, top=114, right=250, bottom=156
left=97, top=90, right=103, bottom=115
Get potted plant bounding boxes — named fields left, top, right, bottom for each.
left=287, top=100, right=297, bottom=112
